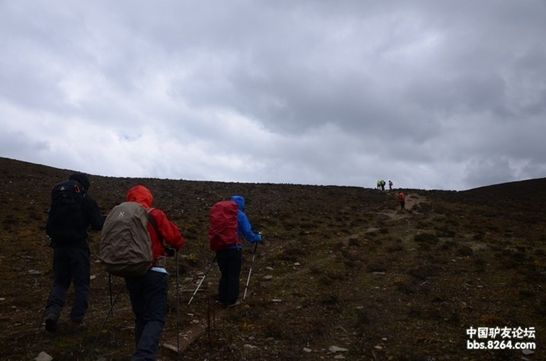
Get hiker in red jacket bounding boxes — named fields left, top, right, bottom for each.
left=398, top=192, right=406, bottom=210
left=124, top=185, right=185, bottom=361
left=209, top=195, right=261, bottom=307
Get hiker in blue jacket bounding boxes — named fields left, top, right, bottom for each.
left=232, top=196, right=262, bottom=244
left=215, top=195, right=261, bottom=307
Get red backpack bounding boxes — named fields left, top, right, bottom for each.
left=209, top=200, right=239, bottom=251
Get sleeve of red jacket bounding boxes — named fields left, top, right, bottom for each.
left=149, top=208, right=185, bottom=250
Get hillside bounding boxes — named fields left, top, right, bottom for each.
left=0, top=157, right=544, bottom=361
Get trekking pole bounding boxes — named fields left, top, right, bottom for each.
left=187, top=256, right=217, bottom=305
left=175, top=250, right=181, bottom=361
left=108, top=273, right=114, bottom=315
left=243, top=242, right=258, bottom=300
left=87, top=280, right=122, bottom=360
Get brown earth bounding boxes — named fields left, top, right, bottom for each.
left=0, top=157, right=544, bottom=361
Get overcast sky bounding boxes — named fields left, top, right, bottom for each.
left=1, top=1, right=545, bottom=190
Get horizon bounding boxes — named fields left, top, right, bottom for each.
left=4, top=155, right=544, bottom=192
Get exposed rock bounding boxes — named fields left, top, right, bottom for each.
left=35, top=351, right=53, bottom=361
left=329, top=345, right=349, bottom=353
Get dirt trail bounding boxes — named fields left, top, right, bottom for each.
left=379, top=192, right=427, bottom=221
left=405, top=192, right=426, bottom=210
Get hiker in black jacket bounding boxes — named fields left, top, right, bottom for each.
left=43, top=173, right=104, bottom=332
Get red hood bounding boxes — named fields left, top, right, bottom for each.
left=127, top=185, right=153, bottom=208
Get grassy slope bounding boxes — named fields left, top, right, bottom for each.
left=0, top=157, right=544, bottom=361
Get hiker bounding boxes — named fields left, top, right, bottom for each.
left=121, top=185, right=185, bottom=361
left=209, top=195, right=262, bottom=307
left=43, top=173, right=104, bottom=332
left=388, top=180, right=393, bottom=191
left=380, top=179, right=386, bottom=191
left=398, top=191, right=406, bottom=210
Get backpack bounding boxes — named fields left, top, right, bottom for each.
left=209, top=200, right=239, bottom=251
left=46, top=180, right=87, bottom=243
left=99, top=202, right=156, bottom=277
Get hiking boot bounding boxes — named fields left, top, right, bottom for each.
left=44, top=314, right=57, bottom=333
left=226, top=300, right=241, bottom=309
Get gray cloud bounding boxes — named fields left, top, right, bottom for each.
left=1, top=0, right=545, bottom=190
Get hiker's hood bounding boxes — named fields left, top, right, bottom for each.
left=231, top=195, right=245, bottom=211
left=69, top=172, right=90, bottom=191
left=127, top=185, right=154, bottom=208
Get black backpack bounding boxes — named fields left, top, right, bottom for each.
left=46, top=180, right=87, bottom=243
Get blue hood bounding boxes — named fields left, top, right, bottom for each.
left=231, top=195, right=245, bottom=211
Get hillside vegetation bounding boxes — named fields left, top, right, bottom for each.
left=0, top=157, right=544, bottom=361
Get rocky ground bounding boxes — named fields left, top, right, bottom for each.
left=0, top=157, right=544, bottom=361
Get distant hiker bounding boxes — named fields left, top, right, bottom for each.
left=376, top=180, right=381, bottom=189
left=43, top=173, right=104, bottom=332
left=379, top=179, right=386, bottom=191
left=398, top=191, right=406, bottom=210
left=209, top=195, right=262, bottom=307
left=388, top=180, right=393, bottom=191
left=102, top=185, right=185, bottom=361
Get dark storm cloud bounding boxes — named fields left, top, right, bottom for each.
left=0, top=0, right=545, bottom=189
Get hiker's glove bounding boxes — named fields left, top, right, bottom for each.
left=165, top=247, right=176, bottom=257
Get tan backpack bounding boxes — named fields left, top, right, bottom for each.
left=99, top=202, right=154, bottom=277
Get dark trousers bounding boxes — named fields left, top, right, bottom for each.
left=45, top=246, right=90, bottom=322
left=125, top=270, right=168, bottom=361
left=216, top=248, right=242, bottom=306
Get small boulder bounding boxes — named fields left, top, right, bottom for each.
left=35, top=352, right=53, bottom=361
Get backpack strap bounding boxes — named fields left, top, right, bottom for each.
left=146, top=208, right=164, bottom=243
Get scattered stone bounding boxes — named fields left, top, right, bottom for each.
left=303, top=347, right=312, bottom=353
left=372, top=271, right=386, bottom=276
left=522, top=348, right=535, bottom=356
left=266, top=266, right=274, bottom=271
left=191, top=319, right=200, bottom=324
left=334, top=355, right=346, bottom=360
left=162, top=343, right=179, bottom=355
left=0, top=298, right=5, bottom=301
left=243, top=344, right=259, bottom=350
left=329, top=346, right=349, bottom=353
left=381, top=337, right=388, bottom=341
left=90, top=275, right=96, bottom=280
left=35, top=351, right=53, bottom=361
left=374, top=345, right=383, bottom=350
left=271, top=298, right=282, bottom=303
left=263, top=275, right=273, bottom=280
left=294, top=262, right=301, bottom=266
left=28, top=270, right=42, bottom=275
